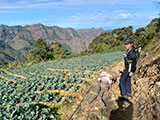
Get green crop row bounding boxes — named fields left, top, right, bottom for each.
left=0, top=51, right=123, bottom=119
left=0, top=104, right=60, bottom=120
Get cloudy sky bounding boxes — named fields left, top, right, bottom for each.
left=0, top=0, right=159, bottom=30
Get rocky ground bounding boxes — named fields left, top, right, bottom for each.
left=71, top=50, right=160, bottom=120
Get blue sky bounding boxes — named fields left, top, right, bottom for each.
left=0, top=0, right=159, bottom=30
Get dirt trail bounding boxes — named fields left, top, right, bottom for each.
left=72, top=53, right=160, bottom=120
left=71, top=60, right=126, bottom=120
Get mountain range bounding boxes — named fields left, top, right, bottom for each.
left=0, top=24, right=104, bottom=63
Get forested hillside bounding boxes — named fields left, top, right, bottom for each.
left=82, top=18, right=158, bottom=54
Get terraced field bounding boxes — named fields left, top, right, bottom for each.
left=0, top=52, right=123, bottom=120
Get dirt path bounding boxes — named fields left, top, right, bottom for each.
left=71, top=59, right=147, bottom=120
left=72, top=53, right=160, bottom=120
left=71, top=60, right=126, bottom=120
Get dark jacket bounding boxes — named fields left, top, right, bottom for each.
left=124, top=47, right=137, bottom=73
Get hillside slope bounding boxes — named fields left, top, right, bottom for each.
left=73, top=35, right=160, bottom=120
left=85, top=18, right=157, bottom=54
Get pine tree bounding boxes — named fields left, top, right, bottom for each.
left=52, top=42, right=69, bottom=59
left=28, top=38, right=51, bottom=62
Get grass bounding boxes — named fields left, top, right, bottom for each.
left=153, top=49, right=160, bottom=55
left=140, top=34, right=160, bottom=58
left=58, top=100, right=75, bottom=119
left=98, top=108, right=105, bottom=120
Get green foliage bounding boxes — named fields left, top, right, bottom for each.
left=52, top=42, right=71, bottom=60
left=134, top=21, right=156, bottom=49
left=61, top=43, right=72, bottom=54
left=111, top=26, right=133, bottom=41
left=28, top=38, right=51, bottom=62
left=0, top=41, right=16, bottom=64
left=28, top=39, right=71, bottom=63
left=134, top=18, right=158, bottom=49
left=140, top=33, right=160, bottom=57
left=0, top=51, right=124, bottom=119
left=0, top=104, right=60, bottom=120
left=87, top=26, right=134, bottom=53
left=85, top=19, right=158, bottom=54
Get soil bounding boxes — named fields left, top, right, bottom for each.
left=71, top=53, right=160, bottom=120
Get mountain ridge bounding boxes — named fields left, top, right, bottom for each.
left=0, top=24, right=104, bottom=63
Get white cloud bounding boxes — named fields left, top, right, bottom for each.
left=62, top=12, right=158, bottom=23
left=48, top=11, right=159, bottom=29
left=82, top=0, right=115, bottom=6
left=0, top=0, right=158, bottom=30
left=35, top=0, right=52, bottom=2
left=113, top=9, right=127, bottom=13
left=0, top=0, right=113, bottom=10
left=69, top=13, right=109, bottom=22
left=3, top=11, right=159, bottom=30
left=0, top=0, right=155, bottom=10
left=69, top=12, right=132, bottom=22
left=111, top=0, right=152, bottom=5
left=117, top=13, right=131, bottom=19
left=0, top=0, right=61, bottom=9
left=111, top=2, right=116, bottom=6
left=83, top=0, right=110, bottom=3
left=148, top=12, right=159, bottom=19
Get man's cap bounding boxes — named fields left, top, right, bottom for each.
left=125, top=39, right=133, bottom=45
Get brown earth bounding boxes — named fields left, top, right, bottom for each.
left=70, top=52, right=160, bottom=120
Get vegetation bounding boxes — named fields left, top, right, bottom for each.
left=0, top=17, right=159, bottom=119
left=81, top=18, right=158, bottom=54
left=0, top=51, right=123, bottom=119
left=0, top=42, right=16, bottom=64
left=28, top=38, right=71, bottom=63
left=140, top=31, right=160, bottom=57
left=0, top=18, right=158, bottom=67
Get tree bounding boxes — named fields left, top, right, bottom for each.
left=87, top=26, right=134, bottom=53
left=51, top=42, right=70, bottom=59
left=28, top=38, right=51, bottom=62
left=134, top=27, right=146, bottom=48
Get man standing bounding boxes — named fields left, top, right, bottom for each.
left=119, top=39, right=137, bottom=100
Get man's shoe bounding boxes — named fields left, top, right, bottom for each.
left=120, top=95, right=130, bottom=102
left=127, top=94, right=133, bottom=99
left=122, top=101, right=130, bottom=109
left=123, top=95, right=128, bottom=100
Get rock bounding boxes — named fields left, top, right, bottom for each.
left=84, top=93, right=99, bottom=104
left=92, top=81, right=101, bottom=94
left=82, top=70, right=117, bottom=107
left=99, top=96, right=106, bottom=108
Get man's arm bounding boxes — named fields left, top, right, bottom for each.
left=128, top=50, right=137, bottom=76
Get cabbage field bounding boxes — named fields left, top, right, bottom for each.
left=0, top=52, right=123, bottom=120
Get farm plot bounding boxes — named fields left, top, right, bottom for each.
left=0, top=52, right=123, bottom=119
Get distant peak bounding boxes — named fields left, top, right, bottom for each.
left=25, top=23, right=44, bottom=27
